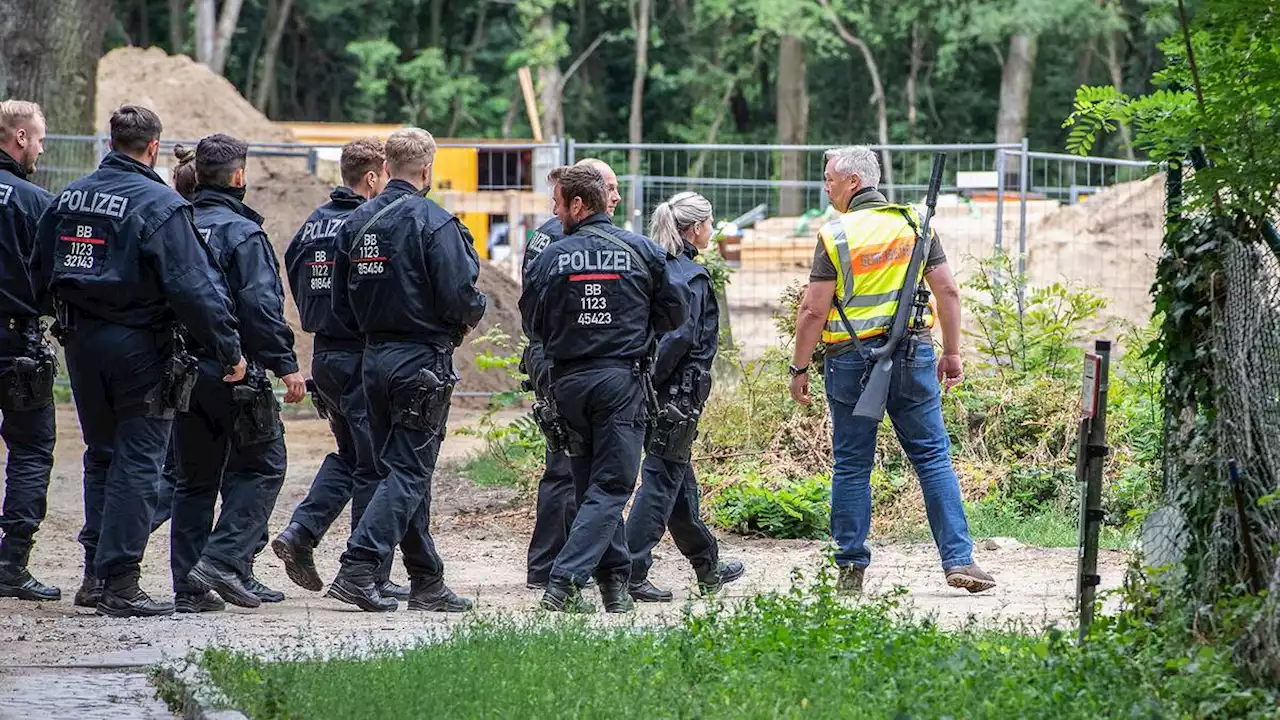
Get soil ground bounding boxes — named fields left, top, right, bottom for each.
left=0, top=406, right=1126, bottom=717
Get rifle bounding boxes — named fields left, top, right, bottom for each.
left=849, top=152, right=947, bottom=422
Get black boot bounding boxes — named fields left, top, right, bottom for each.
left=96, top=574, right=175, bottom=618
left=539, top=578, right=595, bottom=613
left=272, top=523, right=322, bottom=591
left=244, top=573, right=285, bottom=603
left=598, top=578, right=635, bottom=614
left=407, top=577, right=473, bottom=612
left=378, top=580, right=411, bottom=601
left=187, top=558, right=262, bottom=608
left=0, top=541, right=61, bottom=602
left=628, top=580, right=674, bottom=603
left=73, top=574, right=104, bottom=608
left=697, top=560, right=746, bottom=595
left=326, top=563, right=398, bottom=612
left=175, top=590, right=226, bottom=614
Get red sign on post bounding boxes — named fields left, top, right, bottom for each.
left=1081, top=353, right=1102, bottom=419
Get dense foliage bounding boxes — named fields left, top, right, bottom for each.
left=109, top=0, right=1178, bottom=152
left=196, top=567, right=1277, bottom=719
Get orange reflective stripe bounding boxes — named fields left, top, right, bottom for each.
left=849, top=232, right=917, bottom=275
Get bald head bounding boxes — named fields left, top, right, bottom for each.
left=574, top=158, right=620, bottom=216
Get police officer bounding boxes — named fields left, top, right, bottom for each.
left=327, top=127, right=486, bottom=612
left=0, top=100, right=58, bottom=601
left=171, top=133, right=305, bottom=612
left=624, top=191, right=744, bottom=602
left=520, top=163, right=689, bottom=613
left=31, top=105, right=245, bottom=617
left=523, top=159, right=623, bottom=589
left=272, top=138, right=409, bottom=601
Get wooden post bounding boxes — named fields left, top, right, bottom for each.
left=1077, top=339, right=1111, bottom=642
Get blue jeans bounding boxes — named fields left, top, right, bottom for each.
left=824, top=339, right=974, bottom=571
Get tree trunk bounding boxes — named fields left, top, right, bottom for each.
left=195, top=0, right=215, bottom=64
left=626, top=0, right=651, bottom=224
left=168, top=0, right=186, bottom=53
left=906, top=22, right=922, bottom=143
left=995, top=33, right=1038, bottom=145
left=253, top=0, right=293, bottom=114
left=1105, top=28, right=1136, bottom=159
left=209, top=0, right=245, bottom=75
left=0, top=0, right=114, bottom=136
left=535, top=14, right=564, bottom=140
left=447, top=1, right=490, bottom=136
left=430, top=0, right=444, bottom=48
left=817, top=0, right=893, bottom=198
left=138, top=0, right=149, bottom=46
left=244, top=0, right=270, bottom=103
left=691, top=36, right=763, bottom=179
left=776, top=33, right=809, bottom=217
left=501, top=84, right=519, bottom=138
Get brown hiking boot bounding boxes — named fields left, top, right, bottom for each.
left=837, top=566, right=864, bottom=596
left=945, top=564, right=997, bottom=594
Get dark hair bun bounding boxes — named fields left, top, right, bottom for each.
left=174, top=144, right=195, bottom=165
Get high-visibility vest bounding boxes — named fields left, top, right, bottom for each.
left=818, top=204, right=935, bottom=344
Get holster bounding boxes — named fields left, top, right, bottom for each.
left=230, top=366, right=283, bottom=446
left=144, top=328, right=200, bottom=419
left=394, top=367, right=455, bottom=436
left=306, top=378, right=331, bottom=420
left=0, top=323, right=56, bottom=412
left=644, top=367, right=711, bottom=464
left=531, top=397, right=570, bottom=456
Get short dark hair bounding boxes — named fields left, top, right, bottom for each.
left=340, top=137, right=385, bottom=188
left=195, top=133, right=249, bottom=187
left=557, top=164, right=607, bottom=215
left=110, top=105, right=163, bottom=155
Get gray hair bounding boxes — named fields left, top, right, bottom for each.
left=824, top=145, right=881, bottom=189
left=648, top=191, right=713, bottom=256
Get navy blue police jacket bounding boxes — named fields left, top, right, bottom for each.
left=31, top=151, right=241, bottom=368
left=0, top=149, right=54, bottom=322
left=191, top=186, right=299, bottom=377
left=652, top=241, right=719, bottom=394
left=519, top=213, right=690, bottom=373
left=331, top=179, right=487, bottom=349
left=519, top=216, right=564, bottom=395
left=284, top=186, right=364, bottom=352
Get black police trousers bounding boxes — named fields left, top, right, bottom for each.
left=549, top=364, right=646, bottom=586
left=0, top=327, right=56, bottom=563
left=526, top=449, right=576, bottom=585
left=340, top=342, right=449, bottom=580
left=625, top=454, right=719, bottom=584
left=66, top=319, right=171, bottom=581
left=171, top=365, right=286, bottom=594
left=149, top=430, right=182, bottom=532
left=289, top=348, right=381, bottom=547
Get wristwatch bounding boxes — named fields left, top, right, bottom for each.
left=788, top=363, right=809, bottom=377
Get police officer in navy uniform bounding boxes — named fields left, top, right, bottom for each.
left=520, top=163, right=689, bottom=613
left=273, top=138, right=409, bottom=601
left=624, top=191, right=744, bottom=602
left=31, top=105, right=245, bottom=618
left=523, top=159, right=623, bottom=590
left=171, top=134, right=306, bottom=613
left=327, top=127, right=486, bottom=612
left=0, top=100, right=59, bottom=602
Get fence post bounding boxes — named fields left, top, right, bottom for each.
left=994, top=149, right=1006, bottom=256
left=93, top=134, right=109, bottom=162
left=566, top=138, right=576, bottom=165
left=1017, top=137, right=1030, bottom=277
left=1076, top=339, right=1111, bottom=642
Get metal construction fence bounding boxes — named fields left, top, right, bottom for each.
left=37, top=135, right=1164, bottom=361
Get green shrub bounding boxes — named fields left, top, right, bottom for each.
left=707, top=468, right=830, bottom=539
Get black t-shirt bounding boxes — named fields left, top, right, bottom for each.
left=809, top=189, right=947, bottom=282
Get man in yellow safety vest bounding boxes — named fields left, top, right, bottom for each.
left=788, top=145, right=996, bottom=596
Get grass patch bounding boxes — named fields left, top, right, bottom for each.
left=456, top=447, right=529, bottom=488
left=886, top=501, right=1136, bottom=549
left=200, top=570, right=1275, bottom=719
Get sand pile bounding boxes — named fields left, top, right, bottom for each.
left=1024, top=173, right=1165, bottom=324
left=95, top=46, right=520, bottom=396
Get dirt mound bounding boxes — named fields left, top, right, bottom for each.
left=1025, top=174, right=1166, bottom=324
left=95, top=47, right=520, bottom=396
